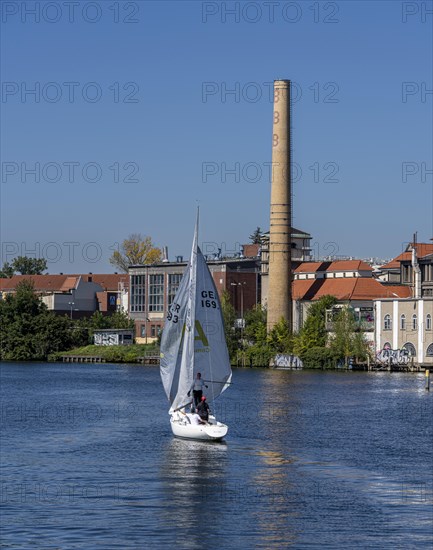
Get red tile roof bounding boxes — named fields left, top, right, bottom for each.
left=380, top=258, right=402, bottom=270
left=76, top=274, right=129, bottom=291
left=294, top=260, right=372, bottom=273
left=292, top=279, right=315, bottom=300
left=0, top=275, right=79, bottom=292
left=381, top=243, right=433, bottom=269
left=411, top=243, right=433, bottom=258
left=294, top=262, right=325, bottom=273
left=326, top=260, right=372, bottom=272
left=292, top=278, right=411, bottom=301
left=0, top=273, right=129, bottom=293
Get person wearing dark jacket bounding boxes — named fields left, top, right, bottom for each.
left=196, top=396, right=210, bottom=422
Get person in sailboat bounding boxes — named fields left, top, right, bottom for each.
left=187, top=372, right=208, bottom=411
left=189, top=412, right=205, bottom=425
left=197, top=396, right=210, bottom=423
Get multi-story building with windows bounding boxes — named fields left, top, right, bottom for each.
left=129, top=228, right=313, bottom=342
left=288, top=260, right=410, bottom=347
left=374, top=242, right=433, bottom=366
left=378, top=242, right=433, bottom=294
left=374, top=298, right=433, bottom=366
left=129, top=257, right=260, bottom=342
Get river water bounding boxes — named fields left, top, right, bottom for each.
left=1, top=362, right=432, bottom=548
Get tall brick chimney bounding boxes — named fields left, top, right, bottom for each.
left=267, top=79, right=292, bottom=332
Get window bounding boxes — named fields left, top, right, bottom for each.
left=140, top=325, right=146, bottom=338
left=403, top=342, right=416, bottom=357
left=130, top=275, right=145, bottom=312
left=149, top=274, right=164, bottom=312
left=400, top=314, right=406, bottom=330
left=384, top=314, right=392, bottom=330
left=422, top=263, right=433, bottom=281
left=427, top=343, right=433, bottom=357
left=151, top=324, right=161, bottom=338
left=168, top=273, right=182, bottom=307
left=412, top=314, right=417, bottom=330
left=402, top=265, right=412, bottom=283
left=426, top=314, right=432, bottom=331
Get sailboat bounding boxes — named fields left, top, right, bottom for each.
left=160, top=213, right=232, bottom=441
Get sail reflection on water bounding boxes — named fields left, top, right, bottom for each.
left=160, top=438, right=229, bottom=539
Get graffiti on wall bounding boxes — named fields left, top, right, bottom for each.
left=376, top=347, right=410, bottom=365
left=94, top=333, right=119, bottom=346
left=272, top=354, right=304, bottom=369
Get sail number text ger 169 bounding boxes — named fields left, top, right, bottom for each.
left=201, top=290, right=219, bottom=309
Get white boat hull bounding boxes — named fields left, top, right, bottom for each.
left=170, top=412, right=228, bottom=441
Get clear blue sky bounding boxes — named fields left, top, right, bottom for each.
left=1, top=0, right=432, bottom=272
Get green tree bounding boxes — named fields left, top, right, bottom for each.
left=352, top=331, right=370, bottom=363
left=220, top=291, right=238, bottom=360
left=88, top=311, right=109, bottom=330
left=0, top=261, right=14, bottom=278
left=0, top=280, right=73, bottom=361
left=243, top=304, right=267, bottom=344
left=268, top=317, right=293, bottom=353
left=106, top=310, right=135, bottom=329
left=71, top=310, right=135, bottom=347
left=11, top=256, right=47, bottom=275
left=249, top=227, right=262, bottom=244
left=293, top=295, right=337, bottom=356
left=330, top=307, right=370, bottom=365
left=243, top=305, right=270, bottom=366
left=110, top=234, right=162, bottom=272
left=300, top=346, right=339, bottom=369
left=0, top=256, right=47, bottom=277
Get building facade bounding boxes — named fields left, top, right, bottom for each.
left=0, top=273, right=129, bottom=318
left=374, top=242, right=433, bottom=365
left=288, top=260, right=411, bottom=347
left=129, top=258, right=260, bottom=342
left=374, top=298, right=433, bottom=366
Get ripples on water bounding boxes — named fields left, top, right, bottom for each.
left=1, top=363, right=432, bottom=548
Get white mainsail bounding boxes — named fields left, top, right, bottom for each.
left=160, top=215, right=232, bottom=412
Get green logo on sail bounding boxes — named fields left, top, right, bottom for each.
left=194, top=320, right=209, bottom=347
left=180, top=320, right=209, bottom=349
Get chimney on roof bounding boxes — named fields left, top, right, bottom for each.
left=163, top=246, right=169, bottom=263
left=411, top=246, right=421, bottom=299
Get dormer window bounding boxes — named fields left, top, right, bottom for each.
left=402, top=265, right=412, bottom=283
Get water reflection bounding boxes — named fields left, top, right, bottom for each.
left=160, top=438, right=228, bottom=545
left=2, top=363, right=432, bottom=548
